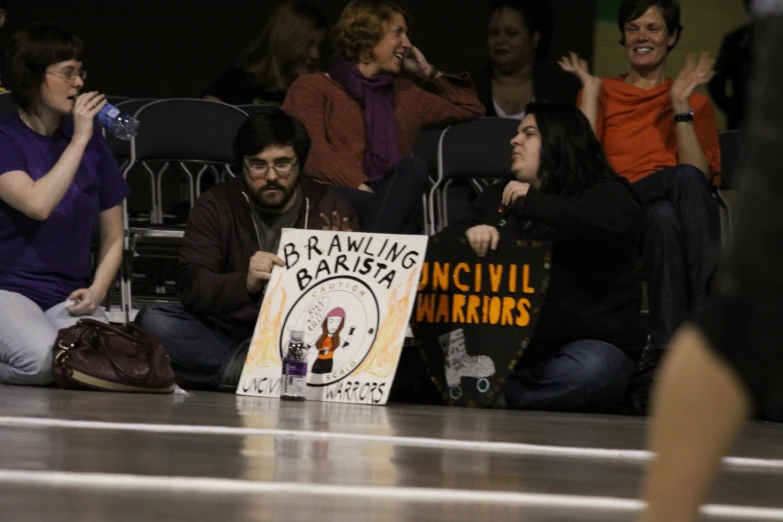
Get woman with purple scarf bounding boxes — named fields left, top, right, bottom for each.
left=283, top=0, right=485, bottom=234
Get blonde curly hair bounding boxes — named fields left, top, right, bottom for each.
left=332, top=0, right=410, bottom=63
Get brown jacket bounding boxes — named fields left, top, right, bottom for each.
left=282, top=72, right=485, bottom=187
left=177, top=177, right=359, bottom=337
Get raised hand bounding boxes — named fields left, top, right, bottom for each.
left=403, top=46, right=435, bottom=80
left=320, top=211, right=352, bottom=231
left=558, top=52, right=602, bottom=93
left=671, top=52, right=715, bottom=113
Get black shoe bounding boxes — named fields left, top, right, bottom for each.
left=636, top=345, right=665, bottom=374
left=215, top=338, right=251, bottom=393
left=620, top=346, right=665, bottom=416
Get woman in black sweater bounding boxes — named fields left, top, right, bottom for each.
left=472, top=0, right=578, bottom=119
left=449, top=103, right=646, bottom=412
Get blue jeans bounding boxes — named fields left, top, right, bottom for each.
left=330, top=156, right=429, bottom=234
left=502, top=340, right=635, bottom=412
left=635, top=164, right=721, bottom=350
left=135, top=303, right=241, bottom=387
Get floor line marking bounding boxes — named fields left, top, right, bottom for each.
left=0, top=415, right=780, bottom=471
left=1, top=470, right=782, bottom=520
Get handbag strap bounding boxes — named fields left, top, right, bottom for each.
left=80, top=319, right=164, bottom=384
left=95, top=334, right=153, bottom=383
left=78, top=318, right=146, bottom=343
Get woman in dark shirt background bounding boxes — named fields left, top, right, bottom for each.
left=473, top=0, right=578, bottom=119
left=204, top=0, right=327, bottom=106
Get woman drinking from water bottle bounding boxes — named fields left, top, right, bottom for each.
left=0, top=26, right=129, bottom=386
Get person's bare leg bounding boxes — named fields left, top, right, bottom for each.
left=639, top=326, right=752, bottom=522
left=637, top=7, right=783, bottom=521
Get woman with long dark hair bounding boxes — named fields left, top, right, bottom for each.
left=449, top=103, right=646, bottom=412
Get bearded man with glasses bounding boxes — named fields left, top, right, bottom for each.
left=136, top=110, right=358, bottom=390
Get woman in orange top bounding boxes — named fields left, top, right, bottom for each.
left=559, top=0, right=721, bottom=372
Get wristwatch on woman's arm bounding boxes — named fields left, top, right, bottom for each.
left=674, top=109, right=694, bottom=123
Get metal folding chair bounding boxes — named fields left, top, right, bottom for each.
left=0, top=91, right=18, bottom=117
left=716, top=129, right=743, bottom=237
left=236, top=104, right=280, bottom=116
left=413, top=127, right=445, bottom=235
left=119, top=99, right=249, bottom=321
left=427, top=118, right=519, bottom=233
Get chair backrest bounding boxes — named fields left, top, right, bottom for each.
left=106, top=95, right=131, bottom=107
left=438, top=117, right=519, bottom=182
left=236, top=104, right=280, bottom=116
left=0, top=91, right=19, bottom=117
left=127, top=99, right=249, bottom=224
left=132, top=99, right=248, bottom=162
left=105, top=98, right=158, bottom=160
left=115, top=98, right=155, bottom=117
left=111, top=99, right=160, bottom=226
left=413, top=128, right=445, bottom=174
left=719, top=130, right=743, bottom=190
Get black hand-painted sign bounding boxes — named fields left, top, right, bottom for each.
left=413, top=237, right=551, bottom=408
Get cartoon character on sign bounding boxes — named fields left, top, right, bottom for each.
left=439, top=329, right=496, bottom=400
left=281, top=276, right=380, bottom=387
left=308, top=307, right=355, bottom=374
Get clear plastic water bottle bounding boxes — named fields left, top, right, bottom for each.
left=281, top=330, right=308, bottom=401
left=96, top=103, right=139, bottom=141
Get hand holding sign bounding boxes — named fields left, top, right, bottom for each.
left=465, top=225, right=500, bottom=258
left=238, top=229, right=428, bottom=405
left=247, top=251, right=285, bottom=294
left=413, top=237, right=551, bottom=407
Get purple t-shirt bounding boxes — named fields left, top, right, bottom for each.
left=0, top=113, right=130, bottom=310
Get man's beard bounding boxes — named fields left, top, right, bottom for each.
left=245, top=178, right=297, bottom=211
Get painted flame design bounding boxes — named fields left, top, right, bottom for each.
left=244, top=276, right=287, bottom=373
left=354, top=268, right=418, bottom=378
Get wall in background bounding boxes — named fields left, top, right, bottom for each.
left=1, top=0, right=596, bottom=99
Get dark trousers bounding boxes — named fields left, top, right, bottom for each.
left=331, top=156, right=429, bottom=234
left=135, top=303, right=242, bottom=387
left=503, top=340, right=635, bottom=412
left=634, top=165, right=722, bottom=350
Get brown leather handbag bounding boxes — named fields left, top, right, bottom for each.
left=52, top=319, right=176, bottom=393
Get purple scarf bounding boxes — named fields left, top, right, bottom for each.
left=328, top=57, right=400, bottom=183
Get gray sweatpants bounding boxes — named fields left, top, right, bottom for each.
left=0, top=290, right=108, bottom=385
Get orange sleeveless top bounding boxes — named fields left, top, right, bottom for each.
left=317, top=337, right=335, bottom=360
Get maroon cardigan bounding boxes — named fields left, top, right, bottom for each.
left=283, top=71, right=485, bottom=187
